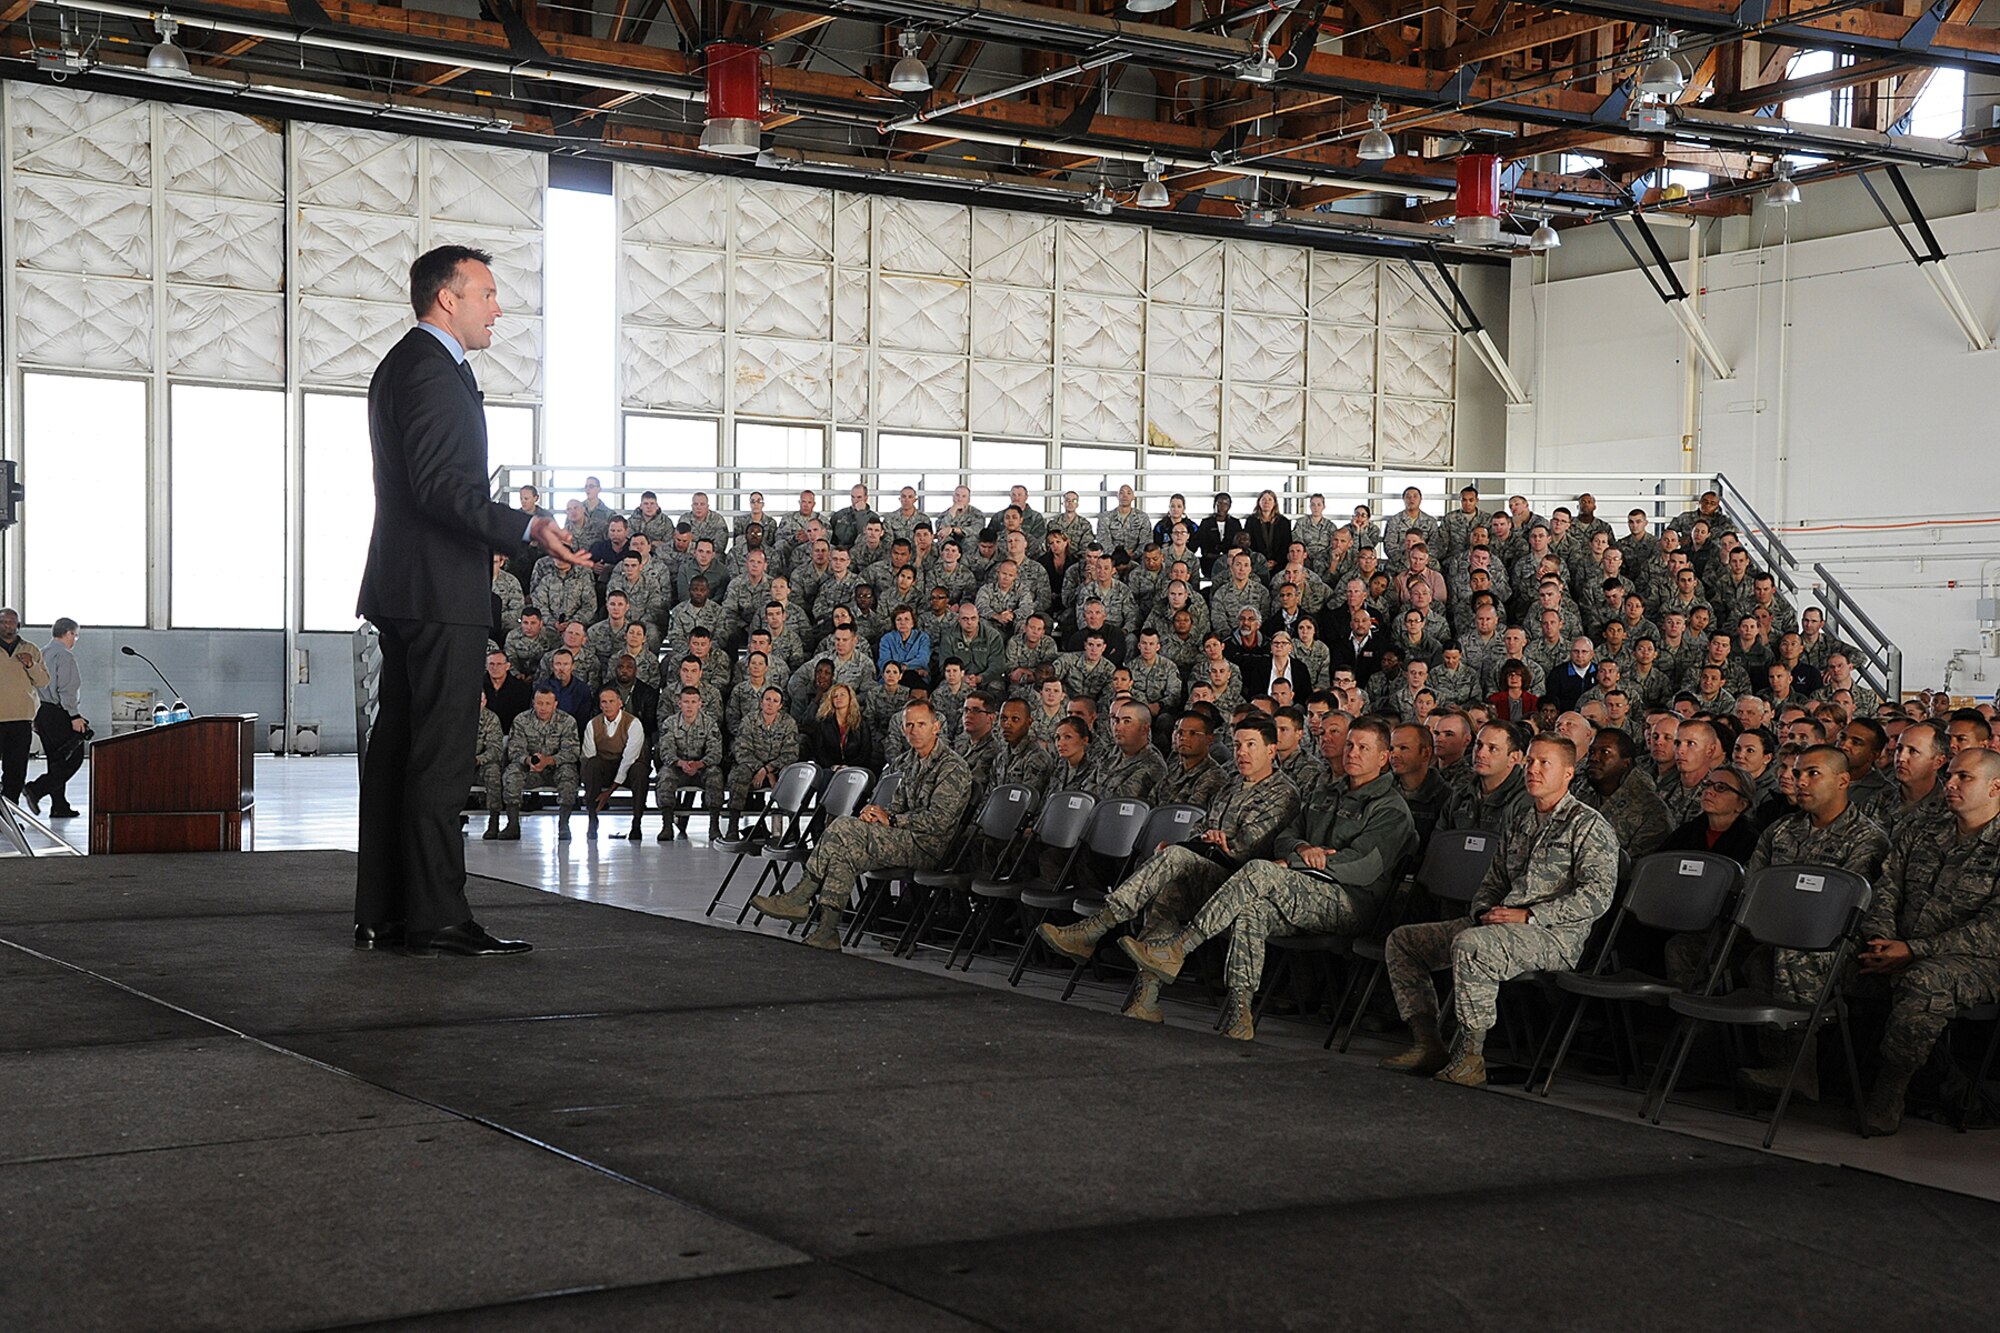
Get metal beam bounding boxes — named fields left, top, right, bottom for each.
left=1608, top=215, right=1735, bottom=379
left=1857, top=165, right=1994, bottom=350
left=1538, top=0, right=2000, bottom=77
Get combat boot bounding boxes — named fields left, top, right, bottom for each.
left=1036, top=910, right=1117, bottom=962
left=1739, top=1037, right=1819, bottom=1103
left=587, top=810, right=600, bottom=836
left=1120, top=974, right=1164, bottom=1023
left=499, top=811, right=522, bottom=841
left=803, top=905, right=843, bottom=951
left=557, top=812, right=572, bottom=841
left=1863, top=1062, right=1918, bottom=1137
left=1121, top=928, right=1196, bottom=982
left=656, top=810, right=675, bottom=842
left=481, top=813, right=501, bottom=840
left=1218, top=988, right=1256, bottom=1041
left=626, top=811, right=645, bottom=841
left=749, top=879, right=819, bottom=922
left=1434, top=1027, right=1488, bottom=1086
left=1380, top=1015, right=1449, bottom=1075
left=707, top=812, right=722, bottom=840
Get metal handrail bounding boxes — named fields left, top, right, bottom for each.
left=1813, top=562, right=1904, bottom=700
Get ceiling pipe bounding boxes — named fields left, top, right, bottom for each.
left=881, top=49, right=1127, bottom=133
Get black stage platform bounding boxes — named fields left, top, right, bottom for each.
left=3, top=851, right=1995, bottom=1330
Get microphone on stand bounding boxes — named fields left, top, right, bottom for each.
left=121, top=646, right=190, bottom=719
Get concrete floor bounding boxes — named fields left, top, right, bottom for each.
left=28, top=753, right=2000, bottom=1203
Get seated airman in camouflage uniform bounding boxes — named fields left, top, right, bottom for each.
left=1380, top=734, right=1620, bottom=1088
left=1158, top=710, right=1230, bottom=809
left=1723, top=744, right=1894, bottom=1105
left=1119, top=715, right=1415, bottom=1038
left=1849, top=748, right=2000, bottom=1134
left=726, top=686, right=801, bottom=837
left=501, top=686, right=581, bottom=841
left=1036, top=714, right=1300, bottom=986
left=504, top=608, right=557, bottom=681
left=749, top=701, right=976, bottom=951
left=474, top=701, right=506, bottom=840
left=654, top=685, right=725, bottom=842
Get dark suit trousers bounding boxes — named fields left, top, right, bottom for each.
left=32, top=702, right=85, bottom=803
left=357, top=617, right=487, bottom=932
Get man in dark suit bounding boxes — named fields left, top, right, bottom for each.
left=357, top=244, right=585, bottom=957
left=1327, top=607, right=1386, bottom=688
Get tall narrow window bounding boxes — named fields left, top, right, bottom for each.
left=171, top=385, right=286, bottom=628
left=543, top=185, right=616, bottom=499
left=301, top=393, right=374, bottom=633
left=625, top=415, right=719, bottom=513
left=24, top=373, right=148, bottom=627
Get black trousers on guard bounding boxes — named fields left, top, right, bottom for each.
left=0, top=719, right=32, bottom=802
left=357, top=617, right=488, bottom=933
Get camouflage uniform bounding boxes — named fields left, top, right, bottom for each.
left=939, top=622, right=1009, bottom=685
left=1579, top=767, right=1674, bottom=858
left=1124, top=656, right=1183, bottom=715
left=655, top=710, right=726, bottom=819
left=955, top=728, right=1004, bottom=789
left=994, top=736, right=1058, bottom=801
left=1386, top=794, right=1621, bottom=1033
left=720, top=575, right=776, bottom=641
left=727, top=712, right=801, bottom=812
left=976, top=578, right=1035, bottom=630
left=1657, top=770, right=1710, bottom=831
left=1074, top=580, right=1138, bottom=634
left=1427, top=662, right=1478, bottom=708
left=575, top=498, right=618, bottom=549
left=538, top=650, right=599, bottom=691
left=794, top=743, right=976, bottom=911
left=1737, top=804, right=1891, bottom=1008
left=1091, top=745, right=1169, bottom=802
left=1159, top=755, right=1230, bottom=810
left=683, top=510, right=731, bottom=555
left=1099, top=508, right=1151, bottom=559
left=1047, top=511, right=1095, bottom=552
left=1444, top=766, right=1531, bottom=836
left=1003, top=634, right=1059, bottom=693
left=492, top=570, right=524, bottom=628
left=1186, top=774, right=1415, bottom=991
left=1847, top=769, right=1901, bottom=829
left=1855, top=815, right=2000, bottom=1070
left=1098, top=773, right=1300, bottom=938
left=1457, top=632, right=1511, bottom=696
left=1028, top=704, right=1069, bottom=753
left=1293, top=514, right=1340, bottom=566
left=1051, top=652, right=1116, bottom=707
left=667, top=599, right=731, bottom=653
left=503, top=710, right=580, bottom=812
left=1879, top=786, right=1953, bottom=846
left=532, top=564, right=598, bottom=628
left=474, top=706, right=506, bottom=814
left=628, top=507, right=676, bottom=547
left=1207, top=578, right=1271, bottom=632
left=585, top=618, right=655, bottom=678
left=1278, top=749, right=1329, bottom=803
left=504, top=625, right=558, bottom=680
left=727, top=675, right=784, bottom=733
left=607, top=565, right=668, bottom=628
left=932, top=505, right=986, bottom=545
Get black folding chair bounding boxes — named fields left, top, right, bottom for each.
left=1527, top=850, right=1742, bottom=1096
left=953, top=790, right=1096, bottom=971
left=705, top=761, right=818, bottom=918
left=1057, top=802, right=1206, bottom=1002
left=1642, top=862, right=1874, bottom=1148
left=1012, top=797, right=1153, bottom=985
left=1328, top=827, right=1501, bottom=1053
left=848, top=783, right=1032, bottom=953
left=1952, top=1003, right=2000, bottom=1132
left=741, top=766, right=874, bottom=925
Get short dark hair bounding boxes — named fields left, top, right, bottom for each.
left=1232, top=712, right=1278, bottom=746
left=409, top=244, right=494, bottom=318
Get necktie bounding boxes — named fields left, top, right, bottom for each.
left=456, top=358, right=482, bottom=402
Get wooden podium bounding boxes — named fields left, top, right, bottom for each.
left=89, top=714, right=257, bottom=854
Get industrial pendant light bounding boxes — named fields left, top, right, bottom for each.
left=1765, top=160, right=1801, bottom=208
left=1126, top=0, right=1176, bottom=13
left=888, top=31, right=932, bottom=95
left=147, top=14, right=191, bottom=77
left=1136, top=157, right=1169, bottom=208
left=1358, top=101, right=1394, bottom=161
left=1083, top=184, right=1115, bottom=216
left=1637, top=31, right=1685, bottom=98
left=1528, top=218, right=1561, bottom=251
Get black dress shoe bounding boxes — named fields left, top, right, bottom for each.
left=49, top=806, right=80, bottom=819
left=402, top=921, right=532, bottom=957
left=354, top=922, right=405, bottom=950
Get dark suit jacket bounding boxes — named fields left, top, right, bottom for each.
left=1328, top=631, right=1385, bottom=686
left=359, top=327, right=526, bottom=626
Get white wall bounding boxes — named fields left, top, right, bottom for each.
left=1507, top=185, right=2000, bottom=696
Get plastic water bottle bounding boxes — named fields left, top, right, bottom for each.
left=152, top=703, right=170, bottom=727
left=168, top=699, right=191, bottom=725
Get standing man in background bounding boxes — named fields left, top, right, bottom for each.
left=0, top=609, right=48, bottom=806
left=26, top=617, right=85, bottom=818
left=357, top=244, right=585, bottom=957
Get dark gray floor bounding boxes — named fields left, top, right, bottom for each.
left=3, top=851, right=1996, bottom=1332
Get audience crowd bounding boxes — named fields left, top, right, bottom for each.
left=468, top=476, right=2000, bottom=1136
